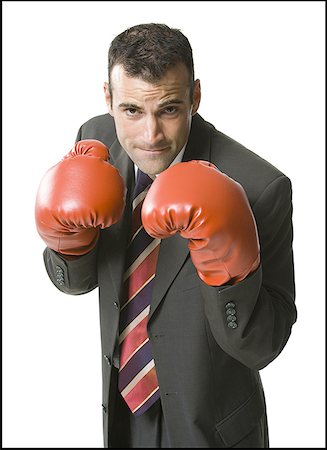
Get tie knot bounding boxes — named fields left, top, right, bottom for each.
left=133, top=170, right=154, bottom=199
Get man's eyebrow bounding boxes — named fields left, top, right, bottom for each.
left=118, top=102, right=141, bottom=109
left=158, top=99, right=185, bottom=108
left=118, top=99, right=185, bottom=110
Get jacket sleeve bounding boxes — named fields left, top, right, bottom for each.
left=43, top=246, right=98, bottom=295
left=202, top=175, right=296, bottom=370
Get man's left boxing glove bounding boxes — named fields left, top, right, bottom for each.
left=35, top=139, right=126, bottom=256
left=141, top=160, right=260, bottom=286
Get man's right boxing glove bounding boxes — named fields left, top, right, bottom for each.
left=35, top=139, right=126, bottom=256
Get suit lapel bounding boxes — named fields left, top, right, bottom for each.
left=182, top=114, right=212, bottom=163
left=149, top=235, right=189, bottom=320
left=149, top=114, right=211, bottom=320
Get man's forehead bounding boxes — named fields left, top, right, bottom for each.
left=110, top=64, right=190, bottom=93
left=110, top=69, right=190, bottom=109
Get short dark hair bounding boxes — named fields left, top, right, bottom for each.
left=108, top=23, right=194, bottom=99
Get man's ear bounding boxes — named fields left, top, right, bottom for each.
left=191, top=79, right=201, bottom=116
left=103, top=82, right=113, bottom=116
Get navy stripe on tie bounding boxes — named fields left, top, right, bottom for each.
left=118, top=339, right=154, bottom=391
left=133, top=173, right=153, bottom=199
left=125, top=227, right=155, bottom=269
left=134, top=389, right=161, bottom=416
left=119, top=279, right=155, bottom=332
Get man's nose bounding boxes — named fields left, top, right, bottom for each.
left=143, top=116, right=164, bottom=146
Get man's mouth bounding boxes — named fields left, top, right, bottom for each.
left=139, top=147, right=169, bottom=153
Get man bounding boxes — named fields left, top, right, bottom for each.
left=35, top=23, right=296, bottom=448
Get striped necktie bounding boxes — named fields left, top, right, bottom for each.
left=118, top=169, right=161, bottom=416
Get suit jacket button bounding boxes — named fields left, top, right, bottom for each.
left=113, top=301, right=119, bottom=309
left=225, top=302, right=235, bottom=309
left=104, top=354, right=111, bottom=365
left=228, top=321, right=238, bottom=329
left=226, top=308, right=236, bottom=315
left=227, top=315, right=237, bottom=322
left=55, top=266, right=65, bottom=284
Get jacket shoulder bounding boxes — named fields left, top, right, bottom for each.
left=201, top=117, right=291, bottom=203
left=76, top=113, right=117, bottom=148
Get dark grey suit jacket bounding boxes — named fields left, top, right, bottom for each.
left=43, top=113, right=296, bottom=448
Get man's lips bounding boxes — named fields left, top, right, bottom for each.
left=138, top=147, right=169, bottom=153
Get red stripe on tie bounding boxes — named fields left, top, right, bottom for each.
left=124, top=366, right=159, bottom=413
left=119, top=315, right=149, bottom=368
left=121, top=244, right=160, bottom=308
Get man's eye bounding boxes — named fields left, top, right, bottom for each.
left=163, top=106, right=177, bottom=114
left=125, top=108, right=140, bottom=116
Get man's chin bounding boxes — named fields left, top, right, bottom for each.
left=135, top=158, right=173, bottom=177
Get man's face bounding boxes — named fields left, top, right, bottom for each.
left=104, top=63, right=201, bottom=176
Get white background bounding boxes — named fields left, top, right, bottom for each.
left=2, top=1, right=325, bottom=448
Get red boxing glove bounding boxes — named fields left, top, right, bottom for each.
left=35, top=139, right=126, bottom=256
left=141, top=160, right=260, bottom=286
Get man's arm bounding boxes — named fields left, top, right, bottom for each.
left=142, top=161, right=296, bottom=370
left=201, top=175, right=296, bottom=370
left=36, top=138, right=126, bottom=295
left=43, top=246, right=99, bottom=295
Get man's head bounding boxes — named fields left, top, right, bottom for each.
left=103, top=23, right=201, bottom=175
